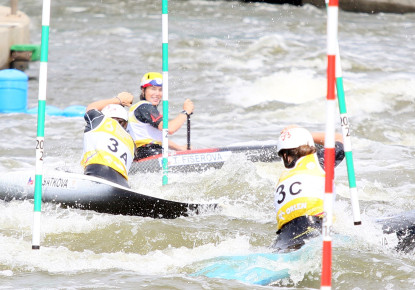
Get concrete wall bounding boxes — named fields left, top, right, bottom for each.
left=0, top=6, right=30, bottom=70
left=246, top=0, right=415, bottom=13
left=302, top=0, right=415, bottom=14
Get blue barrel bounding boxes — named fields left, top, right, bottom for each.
left=0, top=69, right=28, bottom=113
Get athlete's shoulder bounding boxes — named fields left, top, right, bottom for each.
left=315, top=142, right=345, bottom=168
left=137, top=102, right=155, bottom=112
left=134, top=103, right=161, bottom=125
left=334, top=141, right=345, bottom=165
left=85, top=108, right=102, bottom=118
left=84, top=109, right=105, bottom=132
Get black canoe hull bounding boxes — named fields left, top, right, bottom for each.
left=0, top=171, right=217, bottom=219
left=377, top=210, right=415, bottom=252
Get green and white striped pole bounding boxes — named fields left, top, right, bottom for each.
left=161, top=0, right=169, bottom=185
left=32, top=0, right=51, bottom=250
left=335, top=44, right=362, bottom=226
left=325, top=0, right=362, bottom=226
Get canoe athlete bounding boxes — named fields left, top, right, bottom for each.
left=81, top=92, right=135, bottom=188
left=272, top=125, right=345, bottom=252
left=127, top=72, right=194, bottom=160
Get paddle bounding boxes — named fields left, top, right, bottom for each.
left=187, top=113, right=192, bottom=150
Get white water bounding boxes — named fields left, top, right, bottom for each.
left=1, top=0, right=415, bottom=288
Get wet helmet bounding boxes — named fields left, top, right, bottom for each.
left=140, top=72, right=163, bottom=88
left=277, top=127, right=315, bottom=154
left=101, top=104, right=128, bottom=121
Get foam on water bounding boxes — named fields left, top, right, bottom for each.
left=226, top=70, right=325, bottom=108
left=0, top=217, right=259, bottom=276
left=2, top=0, right=415, bottom=288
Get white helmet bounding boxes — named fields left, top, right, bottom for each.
left=277, top=127, right=315, bottom=153
left=101, top=104, right=128, bottom=121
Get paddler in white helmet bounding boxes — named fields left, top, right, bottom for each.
left=272, top=125, right=344, bottom=252
left=81, top=92, right=135, bottom=188
left=127, top=72, right=194, bottom=160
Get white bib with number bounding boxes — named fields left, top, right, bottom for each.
left=274, top=153, right=325, bottom=230
left=81, top=117, right=134, bottom=180
left=127, top=101, right=163, bottom=148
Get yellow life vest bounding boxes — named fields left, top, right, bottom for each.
left=274, top=153, right=325, bottom=230
left=127, top=100, right=163, bottom=148
left=81, top=116, right=134, bottom=180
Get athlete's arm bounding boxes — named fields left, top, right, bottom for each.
left=168, top=140, right=189, bottom=151
left=311, top=131, right=343, bottom=145
left=86, top=92, right=134, bottom=112
left=158, top=113, right=187, bottom=134
left=157, top=99, right=194, bottom=135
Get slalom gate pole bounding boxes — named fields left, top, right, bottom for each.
left=161, top=0, right=169, bottom=185
left=335, top=44, right=362, bottom=226
left=325, top=0, right=361, bottom=227
left=321, top=0, right=338, bottom=288
left=32, top=0, right=51, bottom=250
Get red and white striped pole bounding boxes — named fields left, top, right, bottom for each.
left=321, top=0, right=338, bottom=289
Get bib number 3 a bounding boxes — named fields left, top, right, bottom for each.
left=108, top=138, right=128, bottom=165
left=276, top=181, right=302, bottom=204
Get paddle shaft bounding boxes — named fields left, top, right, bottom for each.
left=187, top=114, right=191, bottom=150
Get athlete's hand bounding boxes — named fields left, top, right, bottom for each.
left=116, top=92, right=134, bottom=107
left=183, top=99, right=194, bottom=115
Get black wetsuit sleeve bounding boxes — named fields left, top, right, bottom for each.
left=84, top=109, right=104, bottom=133
left=316, top=142, right=345, bottom=169
left=134, top=103, right=163, bottom=128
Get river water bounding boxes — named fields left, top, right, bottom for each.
left=1, top=0, right=415, bottom=289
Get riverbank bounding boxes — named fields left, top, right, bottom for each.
left=0, top=6, right=30, bottom=70
left=244, top=0, right=415, bottom=14
left=303, top=0, right=415, bottom=14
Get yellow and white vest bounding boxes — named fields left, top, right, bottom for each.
left=81, top=117, right=134, bottom=180
left=274, top=153, right=325, bottom=230
left=127, top=101, right=163, bottom=148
